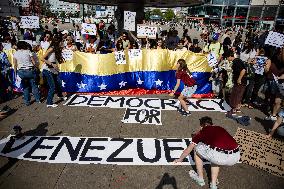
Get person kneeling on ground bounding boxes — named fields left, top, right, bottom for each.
left=266, top=107, right=284, bottom=139
left=169, top=59, right=196, bottom=116
left=174, top=116, right=240, bottom=189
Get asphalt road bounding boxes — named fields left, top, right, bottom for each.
left=0, top=94, right=283, bottom=189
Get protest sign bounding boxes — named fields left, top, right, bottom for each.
left=253, top=56, right=267, bottom=75
left=234, top=128, right=284, bottom=178
left=124, top=11, right=136, bottom=31
left=81, top=23, right=97, bottom=35
left=137, top=25, right=158, bottom=39
left=20, top=16, right=39, bottom=29
left=2, top=43, right=12, bottom=50
left=207, top=53, right=218, bottom=67
left=265, top=31, right=284, bottom=48
left=115, top=51, right=126, bottom=65
left=62, top=49, right=73, bottom=61
left=128, top=49, right=142, bottom=59
left=0, top=135, right=202, bottom=165
left=122, top=108, right=162, bottom=125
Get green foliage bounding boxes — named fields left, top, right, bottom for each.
left=163, top=9, right=175, bottom=21
left=145, top=10, right=151, bottom=20
left=151, top=9, right=163, bottom=17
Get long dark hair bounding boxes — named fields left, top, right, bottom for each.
left=48, top=36, right=64, bottom=63
left=242, top=41, right=254, bottom=54
left=177, top=59, right=191, bottom=75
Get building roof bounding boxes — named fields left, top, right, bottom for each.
left=62, top=0, right=204, bottom=7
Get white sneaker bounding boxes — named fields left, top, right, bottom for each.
left=47, top=104, right=58, bottom=108
left=58, top=97, right=67, bottom=101
left=264, top=116, right=277, bottom=121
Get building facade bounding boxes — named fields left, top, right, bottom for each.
left=188, top=0, right=284, bottom=29
left=0, top=0, right=20, bottom=17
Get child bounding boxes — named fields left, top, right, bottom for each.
left=169, top=59, right=196, bottom=116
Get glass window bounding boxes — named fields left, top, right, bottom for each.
left=249, top=7, right=262, bottom=17
left=212, top=0, right=224, bottom=5
left=205, top=6, right=222, bottom=17
left=262, top=6, right=278, bottom=18
left=278, top=7, right=284, bottom=19
left=237, top=0, right=250, bottom=5
left=236, top=7, right=248, bottom=18
left=223, top=6, right=235, bottom=17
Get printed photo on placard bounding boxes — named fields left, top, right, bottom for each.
left=128, top=49, right=142, bottom=60
left=253, top=56, right=267, bottom=75
left=124, top=11, right=136, bottom=31
left=207, top=53, right=218, bottom=67
left=115, top=51, right=126, bottom=65
left=265, top=31, right=284, bottom=48
left=62, top=49, right=73, bottom=61
left=81, top=23, right=97, bottom=35
left=137, top=25, right=158, bottom=39
left=20, top=16, right=39, bottom=29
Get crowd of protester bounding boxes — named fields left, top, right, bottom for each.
left=0, top=16, right=284, bottom=137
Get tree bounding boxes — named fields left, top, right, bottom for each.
left=145, top=10, right=151, bottom=20
left=151, top=9, right=163, bottom=17
left=163, top=9, right=175, bottom=21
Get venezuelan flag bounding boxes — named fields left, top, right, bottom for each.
left=6, top=49, right=213, bottom=98
left=58, top=49, right=213, bottom=98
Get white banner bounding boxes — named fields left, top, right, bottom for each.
left=81, top=23, right=97, bottom=35
left=20, top=16, right=39, bottom=29
left=122, top=108, right=162, bottom=125
left=62, top=49, right=73, bottom=61
left=265, top=31, right=284, bottom=48
left=124, top=11, right=136, bottom=31
left=0, top=135, right=199, bottom=165
left=137, top=25, right=158, bottom=39
left=128, top=49, right=142, bottom=59
left=115, top=51, right=126, bottom=65
left=64, top=95, right=231, bottom=112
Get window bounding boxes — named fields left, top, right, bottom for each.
left=236, top=7, right=248, bottom=18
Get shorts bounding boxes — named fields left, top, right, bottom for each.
left=195, top=143, right=240, bottom=166
left=181, top=85, right=197, bottom=97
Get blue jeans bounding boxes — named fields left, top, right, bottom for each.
left=18, top=69, right=40, bottom=105
left=42, top=69, right=63, bottom=105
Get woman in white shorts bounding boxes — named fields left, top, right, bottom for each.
left=174, top=116, right=240, bottom=189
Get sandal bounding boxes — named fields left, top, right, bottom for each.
left=188, top=170, right=205, bottom=186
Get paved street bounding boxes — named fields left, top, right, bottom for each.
left=0, top=94, right=283, bottom=189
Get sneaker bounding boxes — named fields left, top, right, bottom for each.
left=47, top=104, right=58, bottom=108
left=58, top=96, right=67, bottom=101
left=181, top=111, right=191, bottom=116
left=210, top=183, right=218, bottom=189
left=264, top=115, right=277, bottom=121
left=188, top=170, right=205, bottom=186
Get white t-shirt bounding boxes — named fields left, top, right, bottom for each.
left=41, top=41, right=50, bottom=50
left=13, top=50, right=34, bottom=70
left=86, top=39, right=100, bottom=50
left=240, top=49, right=256, bottom=62
left=73, top=30, right=81, bottom=43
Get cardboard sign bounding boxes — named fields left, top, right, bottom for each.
left=81, top=23, right=97, bottom=35
left=137, top=25, right=158, bottom=39
left=265, top=31, right=284, bottom=48
left=20, top=16, right=39, bottom=29
left=0, top=135, right=203, bottom=165
left=124, top=11, right=136, bottom=31
left=115, top=51, right=126, bottom=65
left=234, top=128, right=284, bottom=178
left=207, top=53, right=218, bottom=67
left=122, top=108, right=162, bottom=125
left=128, top=49, right=142, bottom=59
left=62, top=49, right=73, bottom=61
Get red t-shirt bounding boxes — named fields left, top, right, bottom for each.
left=176, top=70, right=195, bottom=87
left=192, top=126, right=238, bottom=150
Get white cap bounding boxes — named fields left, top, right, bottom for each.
left=62, top=30, right=68, bottom=35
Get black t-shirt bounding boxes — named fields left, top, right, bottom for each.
left=232, top=58, right=246, bottom=84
